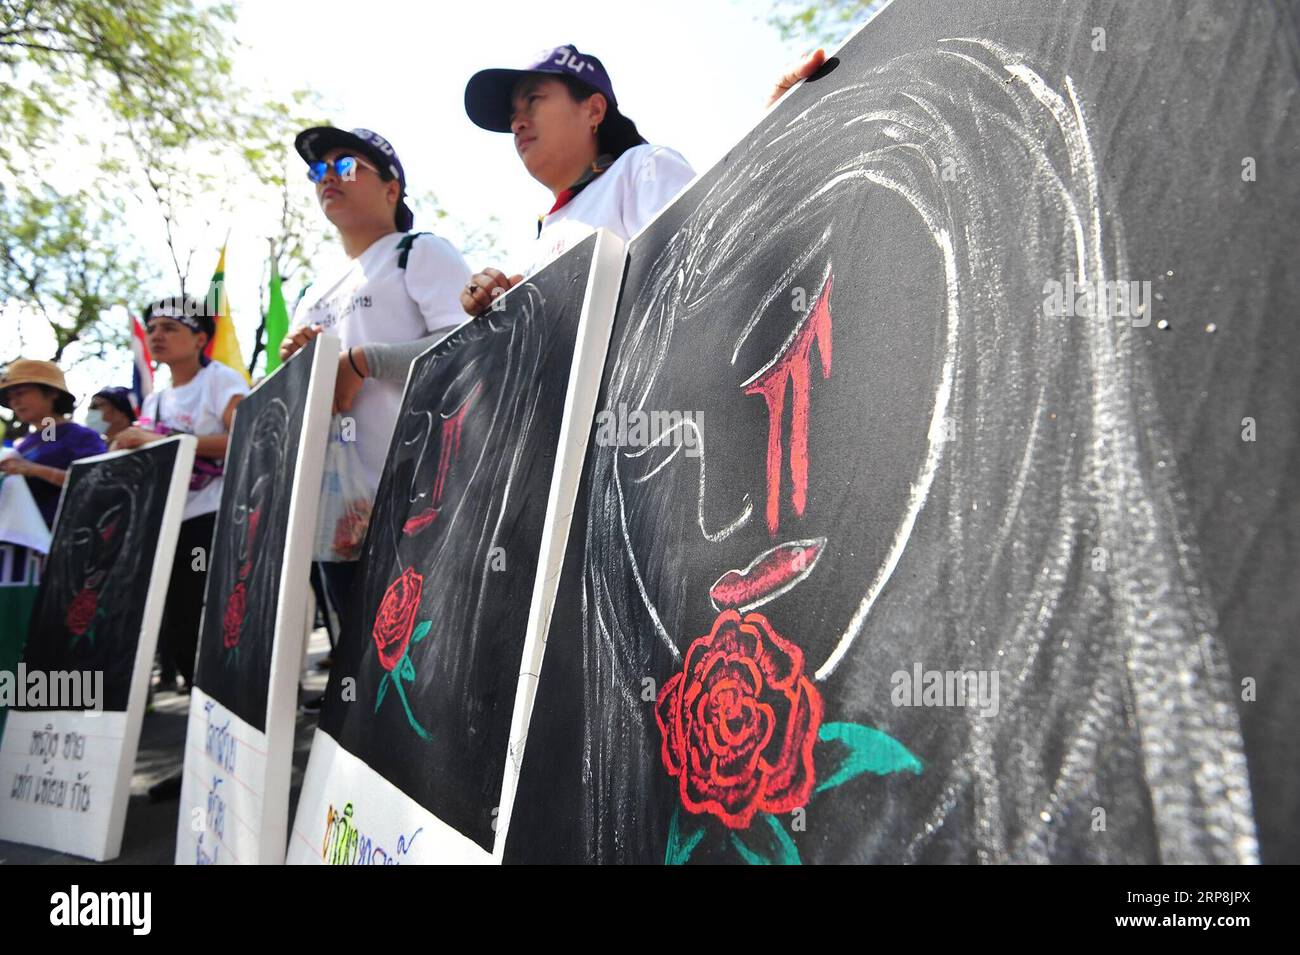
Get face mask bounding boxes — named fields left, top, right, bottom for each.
left=85, top=409, right=110, bottom=435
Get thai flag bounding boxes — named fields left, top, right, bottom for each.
left=129, top=313, right=153, bottom=413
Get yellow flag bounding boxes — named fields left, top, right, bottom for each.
left=204, top=243, right=251, bottom=384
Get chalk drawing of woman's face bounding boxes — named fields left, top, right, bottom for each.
left=233, top=401, right=290, bottom=575
left=233, top=473, right=269, bottom=570
left=394, top=356, right=485, bottom=547
left=69, top=499, right=128, bottom=590
left=617, top=190, right=948, bottom=675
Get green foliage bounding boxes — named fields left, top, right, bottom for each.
left=1, top=0, right=494, bottom=393
left=409, top=190, right=503, bottom=263
left=767, top=0, right=889, bottom=47
left=0, top=0, right=335, bottom=384
left=0, top=183, right=155, bottom=440
left=0, top=0, right=236, bottom=169
left=1, top=0, right=242, bottom=370
left=0, top=184, right=153, bottom=362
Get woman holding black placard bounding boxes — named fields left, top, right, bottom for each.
left=111, top=297, right=248, bottom=691
left=0, top=360, right=107, bottom=529
left=459, top=46, right=827, bottom=315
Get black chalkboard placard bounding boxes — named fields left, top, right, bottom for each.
left=20, top=439, right=182, bottom=713
left=193, top=335, right=318, bottom=732
left=177, top=333, right=335, bottom=865
left=504, top=0, right=1299, bottom=864
left=315, top=234, right=602, bottom=851
left=2, top=437, right=192, bottom=860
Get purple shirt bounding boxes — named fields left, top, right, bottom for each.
left=16, top=422, right=107, bottom=528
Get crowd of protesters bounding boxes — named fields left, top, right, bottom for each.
left=1, top=45, right=824, bottom=701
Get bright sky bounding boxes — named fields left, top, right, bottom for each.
left=230, top=0, right=804, bottom=285
left=239, top=0, right=798, bottom=260
left=11, top=0, right=843, bottom=419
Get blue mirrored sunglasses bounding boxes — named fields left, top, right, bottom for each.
left=306, top=154, right=378, bottom=183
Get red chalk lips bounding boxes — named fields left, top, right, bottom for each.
left=402, top=506, right=438, bottom=536
left=708, top=538, right=826, bottom=612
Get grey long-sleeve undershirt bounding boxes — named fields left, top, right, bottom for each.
left=357, top=324, right=464, bottom=382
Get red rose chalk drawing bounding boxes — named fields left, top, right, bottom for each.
left=222, top=582, right=246, bottom=651
left=656, top=609, right=824, bottom=829
left=220, top=505, right=262, bottom=659
left=372, top=566, right=433, bottom=739
left=653, top=269, right=921, bottom=864
left=65, top=587, right=100, bottom=644
left=64, top=510, right=121, bottom=647
left=655, top=603, right=921, bottom=865
left=373, top=380, right=484, bottom=739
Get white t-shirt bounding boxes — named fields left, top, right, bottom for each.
left=531, top=143, right=696, bottom=272
left=140, top=361, right=250, bottom=521
left=291, top=231, right=471, bottom=494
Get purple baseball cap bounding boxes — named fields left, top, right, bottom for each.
left=465, top=44, right=623, bottom=133
left=294, top=126, right=415, bottom=231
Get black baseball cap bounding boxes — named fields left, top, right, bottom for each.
left=294, top=126, right=415, bottom=232
left=465, top=44, right=644, bottom=150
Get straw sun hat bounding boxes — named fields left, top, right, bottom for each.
left=0, top=359, right=76, bottom=408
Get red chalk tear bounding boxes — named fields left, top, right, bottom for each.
left=743, top=270, right=833, bottom=536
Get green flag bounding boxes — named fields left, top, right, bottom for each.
left=263, top=255, right=290, bottom=374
